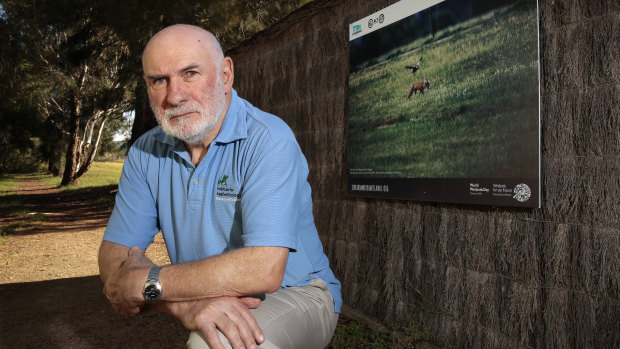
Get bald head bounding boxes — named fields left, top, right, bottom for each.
left=142, top=24, right=224, bottom=70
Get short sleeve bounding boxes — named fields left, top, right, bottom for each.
left=103, top=146, right=159, bottom=249
left=239, top=140, right=305, bottom=250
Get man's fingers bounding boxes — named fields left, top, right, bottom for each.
left=238, top=296, right=261, bottom=309
left=228, top=307, right=259, bottom=349
left=128, top=246, right=144, bottom=258
left=110, top=302, right=141, bottom=316
left=127, top=246, right=154, bottom=269
left=213, top=311, right=257, bottom=349
left=222, top=299, right=263, bottom=347
left=201, top=325, right=226, bottom=349
left=238, top=295, right=264, bottom=344
left=234, top=301, right=264, bottom=345
left=189, top=298, right=262, bottom=349
left=126, top=305, right=142, bottom=316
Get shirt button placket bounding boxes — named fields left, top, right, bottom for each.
left=188, top=176, right=202, bottom=204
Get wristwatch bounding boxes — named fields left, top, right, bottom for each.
left=142, top=266, right=162, bottom=303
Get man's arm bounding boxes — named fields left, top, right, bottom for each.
left=160, top=245, right=288, bottom=301
left=153, top=247, right=286, bottom=349
left=101, top=241, right=288, bottom=310
left=99, top=240, right=268, bottom=348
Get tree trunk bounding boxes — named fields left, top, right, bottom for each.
left=129, top=79, right=157, bottom=149
left=60, top=113, right=81, bottom=186
left=74, top=116, right=107, bottom=180
left=76, top=113, right=99, bottom=171
left=47, top=159, right=60, bottom=177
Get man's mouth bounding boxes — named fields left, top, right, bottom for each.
left=169, top=111, right=196, bottom=120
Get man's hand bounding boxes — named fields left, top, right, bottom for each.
left=155, top=296, right=265, bottom=349
left=103, top=246, right=154, bottom=316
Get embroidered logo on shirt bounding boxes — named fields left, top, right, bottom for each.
left=217, top=175, right=229, bottom=186
left=216, top=174, right=241, bottom=202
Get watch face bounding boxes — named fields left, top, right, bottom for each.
left=144, top=284, right=161, bottom=302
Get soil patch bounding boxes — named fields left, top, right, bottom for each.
left=0, top=178, right=186, bottom=348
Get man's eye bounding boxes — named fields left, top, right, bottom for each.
left=152, top=78, right=167, bottom=89
left=185, top=71, right=199, bottom=79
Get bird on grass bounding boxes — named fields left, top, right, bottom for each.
left=405, top=56, right=423, bottom=74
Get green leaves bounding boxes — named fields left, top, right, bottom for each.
left=0, top=0, right=308, bottom=176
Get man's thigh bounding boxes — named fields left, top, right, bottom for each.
left=187, top=278, right=339, bottom=349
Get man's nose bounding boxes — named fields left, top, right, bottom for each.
left=166, top=78, right=187, bottom=106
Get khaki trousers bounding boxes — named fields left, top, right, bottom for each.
left=187, top=278, right=339, bottom=349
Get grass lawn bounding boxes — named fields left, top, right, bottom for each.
left=38, top=161, right=125, bottom=189
left=0, top=175, right=19, bottom=193
left=0, top=161, right=124, bottom=241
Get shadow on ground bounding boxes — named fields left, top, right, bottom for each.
left=1, top=185, right=118, bottom=237
left=0, top=276, right=188, bottom=348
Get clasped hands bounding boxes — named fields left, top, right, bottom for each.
left=103, top=246, right=265, bottom=349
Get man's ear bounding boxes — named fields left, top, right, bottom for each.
left=221, top=57, right=234, bottom=93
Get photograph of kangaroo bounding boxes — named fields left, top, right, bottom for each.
left=348, top=0, right=539, bottom=179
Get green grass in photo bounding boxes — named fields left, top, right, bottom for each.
left=348, top=1, right=539, bottom=179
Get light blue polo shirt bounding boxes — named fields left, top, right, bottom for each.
left=104, top=90, right=341, bottom=312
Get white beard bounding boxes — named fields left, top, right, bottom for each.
left=152, top=76, right=226, bottom=145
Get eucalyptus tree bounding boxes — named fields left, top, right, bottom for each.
left=0, top=0, right=311, bottom=180
left=0, top=2, right=44, bottom=173
left=2, top=0, right=134, bottom=185
left=100, top=0, right=313, bottom=144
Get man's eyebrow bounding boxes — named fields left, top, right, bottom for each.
left=181, top=64, right=201, bottom=72
left=145, top=73, right=166, bottom=80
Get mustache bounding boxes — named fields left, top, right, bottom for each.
left=163, top=102, right=202, bottom=119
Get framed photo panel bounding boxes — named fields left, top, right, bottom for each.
left=347, top=0, right=541, bottom=207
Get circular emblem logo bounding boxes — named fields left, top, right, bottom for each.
left=379, top=14, right=384, bottom=24
left=368, top=19, right=373, bottom=28
left=513, top=183, right=531, bottom=202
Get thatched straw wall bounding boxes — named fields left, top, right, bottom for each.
left=227, top=0, right=619, bottom=347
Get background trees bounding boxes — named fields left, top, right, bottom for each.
left=1, top=0, right=134, bottom=185
left=0, top=0, right=310, bottom=184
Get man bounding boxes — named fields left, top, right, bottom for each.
left=98, top=24, right=341, bottom=349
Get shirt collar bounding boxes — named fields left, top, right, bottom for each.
left=153, top=128, right=178, bottom=147
left=152, top=88, right=247, bottom=147
left=214, top=89, right=248, bottom=144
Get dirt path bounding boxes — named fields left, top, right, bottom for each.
left=0, top=177, right=186, bottom=348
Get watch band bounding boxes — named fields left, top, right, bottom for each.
left=146, top=266, right=161, bottom=284
left=143, top=266, right=162, bottom=303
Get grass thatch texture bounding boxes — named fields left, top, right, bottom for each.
left=228, top=0, right=619, bottom=347
left=542, top=85, right=619, bottom=156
